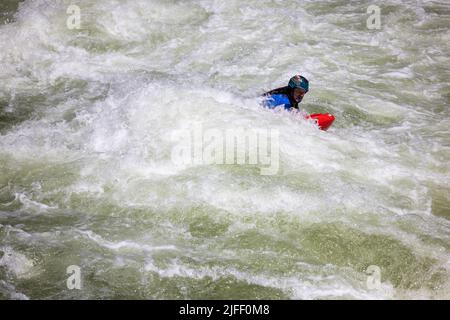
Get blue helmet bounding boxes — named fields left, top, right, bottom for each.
left=288, top=75, right=309, bottom=92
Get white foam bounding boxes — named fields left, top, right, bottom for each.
left=0, top=280, right=30, bottom=300
left=78, top=230, right=177, bottom=253
left=0, top=247, right=35, bottom=279
left=0, top=0, right=448, bottom=300
left=143, top=259, right=395, bottom=300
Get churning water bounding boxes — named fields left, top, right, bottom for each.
left=0, top=0, right=449, bottom=299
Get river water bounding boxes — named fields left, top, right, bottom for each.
left=0, top=0, right=449, bottom=299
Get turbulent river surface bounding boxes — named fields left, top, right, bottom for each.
left=0, top=0, right=449, bottom=300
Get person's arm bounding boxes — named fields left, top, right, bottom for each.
left=263, top=94, right=292, bottom=110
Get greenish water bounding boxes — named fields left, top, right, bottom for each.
left=0, top=0, right=22, bottom=25
left=0, top=0, right=449, bottom=299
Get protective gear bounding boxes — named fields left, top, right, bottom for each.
left=288, top=75, right=309, bottom=92
left=263, top=94, right=292, bottom=110
left=263, top=75, right=309, bottom=110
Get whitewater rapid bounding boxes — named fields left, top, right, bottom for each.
left=0, top=0, right=449, bottom=299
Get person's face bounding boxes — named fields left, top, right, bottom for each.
left=292, top=88, right=307, bottom=102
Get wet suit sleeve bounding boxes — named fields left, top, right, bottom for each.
left=263, top=94, right=292, bottom=110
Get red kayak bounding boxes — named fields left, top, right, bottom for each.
left=306, top=113, right=335, bottom=131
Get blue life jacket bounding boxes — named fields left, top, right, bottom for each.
left=263, top=93, right=293, bottom=110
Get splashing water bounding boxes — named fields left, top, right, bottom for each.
left=0, top=0, right=449, bottom=299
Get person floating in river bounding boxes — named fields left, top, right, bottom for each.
left=262, top=75, right=335, bottom=131
left=262, top=75, right=309, bottom=110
